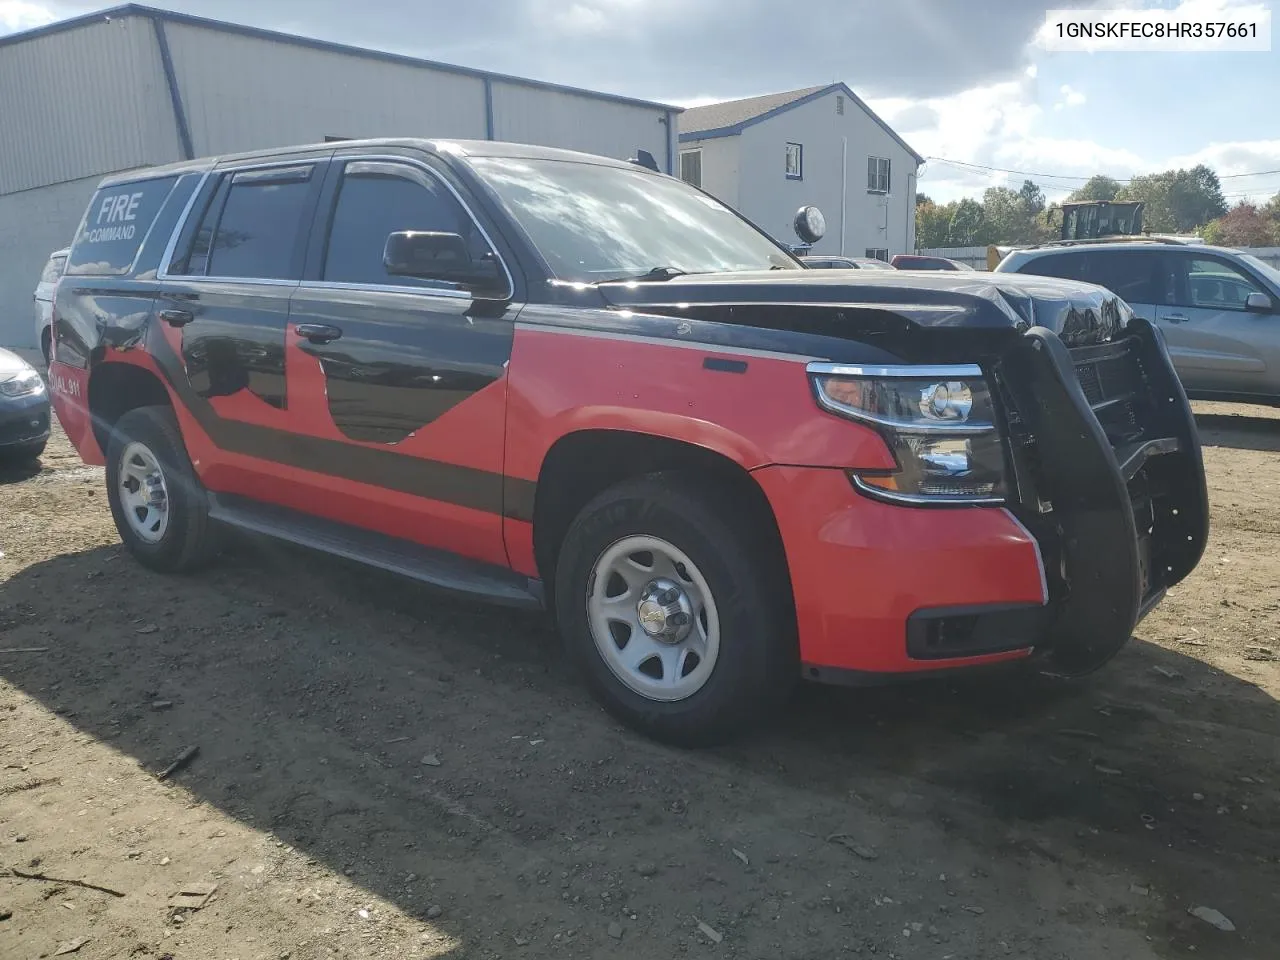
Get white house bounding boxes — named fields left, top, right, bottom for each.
left=678, top=83, right=921, bottom=259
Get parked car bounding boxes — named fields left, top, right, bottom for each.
left=49, top=139, right=1207, bottom=745
left=891, top=254, right=975, bottom=271
left=0, top=346, right=50, bottom=466
left=801, top=256, right=897, bottom=270
left=34, top=247, right=69, bottom=365
left=996, top=240, right=1280, bottom=405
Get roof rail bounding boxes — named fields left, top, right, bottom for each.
left=1030, top=235, right=1196, bottom=249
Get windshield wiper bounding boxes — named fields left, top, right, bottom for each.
left=598, top=266, right=689, bottom=284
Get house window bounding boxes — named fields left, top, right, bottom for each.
left=785, top=142, right=803, bottom=180
left=865, top=248, right=889, bottom=262
left=679, top=150, right=702, bottom=188
left=867, top=156, right=891, bottom=194
left=836, top=95, right=845, bottom=115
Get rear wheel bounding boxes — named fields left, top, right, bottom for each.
left=106, top=406, right=218, bottom=572
left=554, top=473, right=795, bottom=746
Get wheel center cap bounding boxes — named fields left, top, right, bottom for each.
left=636, top=578, right=694, bottom=644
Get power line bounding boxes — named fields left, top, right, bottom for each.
left=922, top=156, right=1280, bottom=183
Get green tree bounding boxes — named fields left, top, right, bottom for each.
left=915, top=199, right=954, bottom=249
left=981, top=179, right=1051, bottom=244
left=1067, top=175, right=1122, bottom=203
left=916, top=192, right=933, bottom=206
left=1116, top=165, right=1227, bottom=233
left=947, top=198, right=987, bottom=246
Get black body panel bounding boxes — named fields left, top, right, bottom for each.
left=161, top=283, right=291, bottom=409
left=290, top=287, right=515, bottom=445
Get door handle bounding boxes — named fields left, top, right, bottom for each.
left=294, top=322, right=343, bottom=344
left=1165, top=314, right=1189, bottom=323
left=158, top=309, right=194, bottom=327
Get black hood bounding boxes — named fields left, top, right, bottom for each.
left=596, top=269, right=1130, bottom=348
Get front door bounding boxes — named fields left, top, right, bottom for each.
left=153, top=157, right=329, bottom=494
left=1156, top=252, right=1278, bottom=397
left=284, top=153, right=521, bottom=567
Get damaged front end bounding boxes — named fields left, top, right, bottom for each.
left=993, top=316, right=1209, bottom=675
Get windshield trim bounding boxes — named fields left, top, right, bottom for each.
left=1239, top=253, right=1280, bottom=289
left=464, top=155, right=804, bottom=284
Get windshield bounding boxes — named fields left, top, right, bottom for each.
left=468, top=157, right=800, bottom=282
left=1240, top=254, right=1280, bottom=289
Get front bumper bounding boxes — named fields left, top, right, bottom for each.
left=0, top=390, right=51, bottom=447
left=758, top=317, right=1208, bottom=680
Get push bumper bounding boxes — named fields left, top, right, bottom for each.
left=758, top=317, right=1208, bottom=681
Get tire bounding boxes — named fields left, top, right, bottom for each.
left=554, top=472, right=796, bottom=747
left=105, top=405, right=218, bottom=573
left=0, top=440, right=46, bottom=467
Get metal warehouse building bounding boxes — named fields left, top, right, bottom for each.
left=0, top=4, right=680, bottom=350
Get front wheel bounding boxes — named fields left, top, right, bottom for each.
left=105, top=405, right=218, bottom=573
left=555, top=473, right=796, bottom=747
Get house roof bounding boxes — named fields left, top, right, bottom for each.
left=0, top=4, right=682, bottom=114
left=678, top=82, right=922, bottom=164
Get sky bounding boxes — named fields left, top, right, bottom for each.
left=2, top=0, right=1278, bottom=205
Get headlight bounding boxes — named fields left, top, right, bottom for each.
left=0, top=368, right=45, bottom=398
left=808, top=363, right=1008, bottom=504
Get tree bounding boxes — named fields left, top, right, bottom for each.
left=915, top=199, right=953, bottom=249
left=1116, top=164, right=1227, bottom=233
left=1067, top=175, right=1121, bottom=203
left=916, top=192, right=933, bottom=206
left=980, top=179, right=1051, bottom=244
left=947, top=198, right=987, bottom=246
left=1201, top=202, right=1276, bottom=247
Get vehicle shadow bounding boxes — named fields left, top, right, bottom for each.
left=0, top=540, right=1275, bottom=959
left=1193, top=408, right=1280, bottom=453
left=0, top=457, right=44, bottom=485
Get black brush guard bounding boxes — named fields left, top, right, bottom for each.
left=993, top=316, right=1209, bottom=676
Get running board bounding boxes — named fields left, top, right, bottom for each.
left=207, top=493, right=544, bottom=610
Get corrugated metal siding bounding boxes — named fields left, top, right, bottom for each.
left=164, top=23, right=488, bottom=155
left=491, top=83, right=669, bottom=168
left=0, top=16, right=182, bottom=196
left=0, top=176, right=103, bottom=347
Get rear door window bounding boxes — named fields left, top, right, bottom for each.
left=170, top=165, right=315, bottom=281
left=66, top=176, right=179, bottom=276
left=1086, top=251, right=1165, bottom=305
left=1018, top=251, right=1088, bottom=281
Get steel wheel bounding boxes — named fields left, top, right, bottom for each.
left=117, top=441, right=170, bottom=544
left=586, top=534, right=721, bottom=702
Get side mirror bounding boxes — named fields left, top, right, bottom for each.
left=793, top=205, right=826, bottom=245
left=1245, top=291, right=1274, bottom=313
left=383, top=231, right=500, bottom=290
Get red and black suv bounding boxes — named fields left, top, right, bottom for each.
left=49, top=139, right=1208, bottom=745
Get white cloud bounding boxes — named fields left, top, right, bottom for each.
left=0, top=0, right=55, bottom=32
left=1053, top=84, right=1086, bottom=110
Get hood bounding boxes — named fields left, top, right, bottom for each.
left=597, top=269, right=1130, bottom=347
left=0, top=348, right=35, bottom=378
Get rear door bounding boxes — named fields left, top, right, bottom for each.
left=154, top=154, right=330, bottom=491
left=1156, top=252, right=1278, bottom=396
left=284, top=150, right=522, bottom=567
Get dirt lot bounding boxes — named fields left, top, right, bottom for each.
left=0, top=403, right=1276, bottom=960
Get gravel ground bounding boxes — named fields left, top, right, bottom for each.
left=0, top=403, right=1276, bottom=960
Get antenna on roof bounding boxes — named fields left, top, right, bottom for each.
left=628, top=149, right=660, bottom=172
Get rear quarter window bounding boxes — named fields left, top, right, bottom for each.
left=66, top=176, right=180, bottom=276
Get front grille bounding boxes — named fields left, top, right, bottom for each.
left=1069, top=339, right=1149, bottom=447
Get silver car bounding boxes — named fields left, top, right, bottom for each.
left=997, top=240, right=1280, bottom=405
left=33, top=247, right=69, bottom=366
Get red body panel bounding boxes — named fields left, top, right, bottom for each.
left=48, top=361, right=100, bottom=464
left=503, top=326, right=897, bottom=482
left=753, top=465, right=1045, bottom=673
